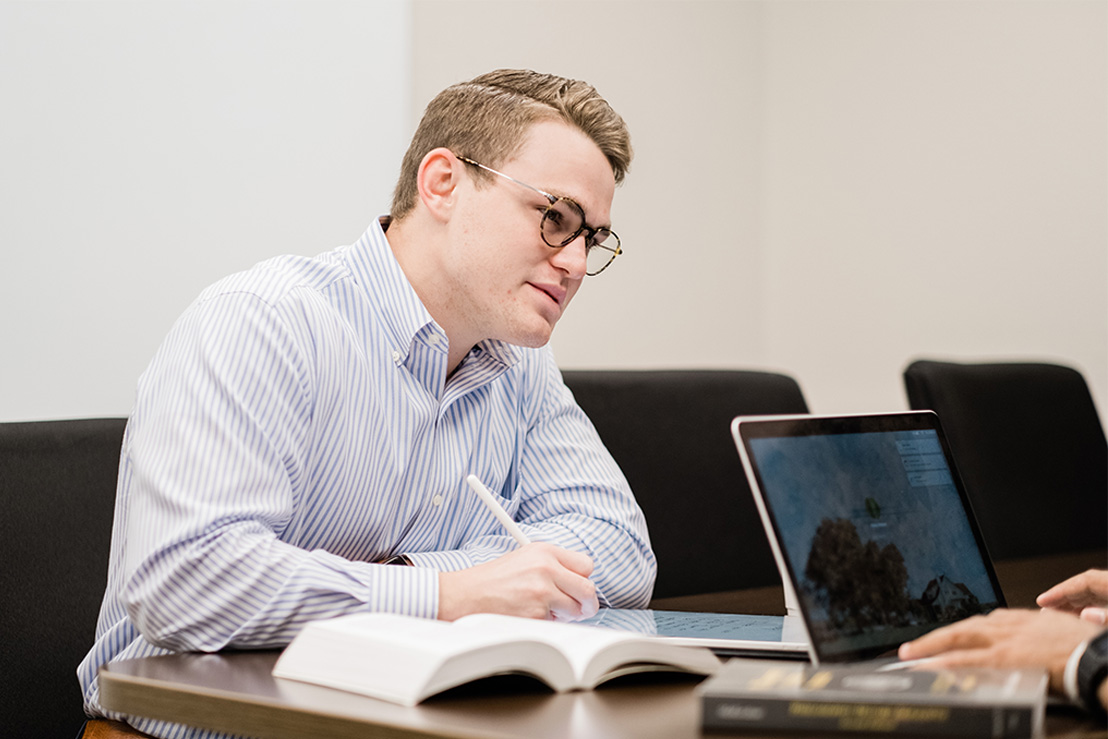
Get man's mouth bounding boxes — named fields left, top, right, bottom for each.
left=530, top=282, right=566, bottom=307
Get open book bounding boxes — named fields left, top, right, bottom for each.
left=272, top=612, right=723, bottom=706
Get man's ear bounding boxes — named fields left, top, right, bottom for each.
left=416, top=148, right=460, bottom=223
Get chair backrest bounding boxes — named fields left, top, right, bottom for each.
left=903, top=360, right=1108, bottom=560
left=561, top=369, right=809, bottom=599
left=0, top=418, right=127, bottom=739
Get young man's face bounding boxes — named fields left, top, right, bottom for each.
left=443, top=119, right=617, bottom=351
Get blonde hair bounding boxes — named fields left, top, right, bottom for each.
left=390, top=69, right=632, bottom=220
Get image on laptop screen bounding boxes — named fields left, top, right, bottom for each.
left=737, top=413, right=1004, bottom=663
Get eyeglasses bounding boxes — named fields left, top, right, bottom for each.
left=456, top=155, right=622, bottom=276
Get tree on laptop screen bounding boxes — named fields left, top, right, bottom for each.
left=805, top=516, right=983, bottom=636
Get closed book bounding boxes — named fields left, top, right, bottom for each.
left=273, top=612, right=722, bottom=706
left=698, top=659, right=1046, bottom=737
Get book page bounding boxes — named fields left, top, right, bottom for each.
left=457, top=614, right=644, bottom=672
left=275, top=613, right=579, bottom=704
left=456, top=613, right=720, bottom=686
left=274, top=612, right=720, bottom=706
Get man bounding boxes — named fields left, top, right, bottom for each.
left=900, top=569, right=1108, bottom=718
left=78, top=69, right=656, bottom=737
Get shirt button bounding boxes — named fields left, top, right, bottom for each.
left=391, top=350, right=401, bottom=363
left=427, top=334, right=440, bottom=346
left=431, top=495, right=443, bottom=507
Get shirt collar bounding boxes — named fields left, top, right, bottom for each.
left=345, top=217, right=522, bottom=371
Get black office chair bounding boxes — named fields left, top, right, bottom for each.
left=903, top=359, right=1108, bottom=560
left=561, top=369, right=809, bottom=599
left=0, top=418, right=127, bottom=739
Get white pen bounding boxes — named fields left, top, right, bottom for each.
left=465, top=474, right=531, bottom=547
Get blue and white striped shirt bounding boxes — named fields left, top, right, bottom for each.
left=78, top=219, right=656, bottom=737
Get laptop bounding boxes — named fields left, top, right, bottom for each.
left=580, top=410, right=1004, bottom=663
left=731, top=411, right=1006, bottom=665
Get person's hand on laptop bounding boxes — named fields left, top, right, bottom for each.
left=898, top=607, right=1100, bottom=695
left=900, top=569, right=1108, bottom=716
left=1037, top=568, right=1108, bottom=625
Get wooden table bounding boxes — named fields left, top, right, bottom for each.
left=99, top=549, right=1107, bottom=739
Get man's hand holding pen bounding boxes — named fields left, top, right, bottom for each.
left=438, top=543, right=599, bottom=622
left=433, top=475, right=601, bottom=622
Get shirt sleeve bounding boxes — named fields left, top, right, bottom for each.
left=515, top=352, right=658, bottom=608
left=118, top=289, right=438, bottom=653
left=409, top=349, right=658, bottom=608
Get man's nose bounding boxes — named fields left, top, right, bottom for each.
left=551, top=234, right=588, bottom=279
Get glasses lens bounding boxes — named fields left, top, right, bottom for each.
left=540, top=199, right=585, bottom=247
left=586, top=231, right=620, bottom=276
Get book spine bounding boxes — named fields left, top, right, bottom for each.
left=700, top=696, right=1035, bottom=737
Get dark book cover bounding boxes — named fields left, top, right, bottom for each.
left=699, top=659, right=1046, bottom=737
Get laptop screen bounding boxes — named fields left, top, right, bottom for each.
left=734, top=412, right=1005, bottom=663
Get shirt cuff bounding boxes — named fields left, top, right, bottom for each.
left=405, top=549, right=475, bottom=573
left=1065, top=638, right=1089, bottom=705
left=369, top=560, right=439, bottom=619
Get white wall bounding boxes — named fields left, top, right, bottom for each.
left=415, top=0, right=1107, bottom=417
left=760, top=1, right=1107, bottom=415
left=3, top=0, right=1105, bottom=423
left=0, top=1, right=411, bottom=421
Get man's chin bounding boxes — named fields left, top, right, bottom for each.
left=513, top=333, right=553, bottom=349
left=504, top=321, right=555, bottom=349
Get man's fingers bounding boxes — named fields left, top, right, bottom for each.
left=522, top=544, right=598, bottom=621
left=551, top=561, right=599, bottom=620
left=551, top=546, right=595, bottom=578
left=1036, top=569, right=1108, bottom=612
left=1080, top=606, right=1108, bottom=625
left=914, top=648, right=997, bottom=670
left=899, top=616, right=994, bottom=660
